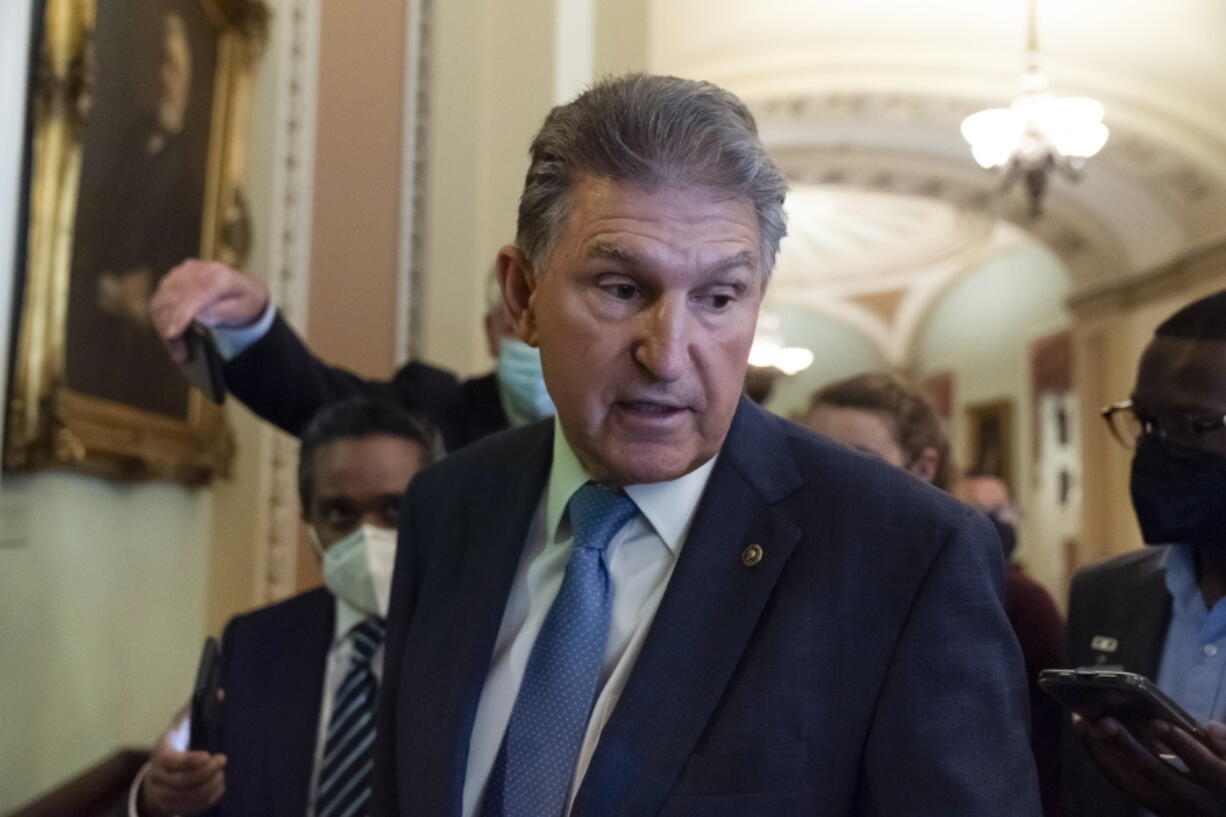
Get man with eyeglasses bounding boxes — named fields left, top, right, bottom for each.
left=1063, top=289, right=1226, bottom=817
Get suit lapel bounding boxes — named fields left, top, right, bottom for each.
left=268, top=590, right=334, bottom=817
left=412, top=423, right=555, bottom=815
left=1073, top=550, right=1173, bottom=817
left=573, top=400, right=802, bottom=817
left=1115, top=551, right=1173, bottom=678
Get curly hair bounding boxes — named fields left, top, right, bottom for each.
left=807, top=372, right=954, bottom=490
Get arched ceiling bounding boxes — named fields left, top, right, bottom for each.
left=770, top=185, right=1031, bottom=365
left=657, top=0, right=1226, bottom=290
left=650, top=0, right=1226, bottom=157
left=650, top=0, right=1226, bottom=327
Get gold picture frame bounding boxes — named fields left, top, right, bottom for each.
left=5, top=0, right=268, bottom=484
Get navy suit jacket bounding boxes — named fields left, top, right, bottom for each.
left=374, top=398, right=1041, bottom=816
left=205, top=587, right=334, bottom=817
left=222, top=311, right=508, bottom=450
left=1061, top=547, right=1172, bottom=817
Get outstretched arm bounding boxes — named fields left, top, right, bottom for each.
left=152, top=259, right=461, bottom=438
left=221, top=310, right=459, bottom=437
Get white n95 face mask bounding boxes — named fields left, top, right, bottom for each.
left=309, top=524, right=397, bottom=618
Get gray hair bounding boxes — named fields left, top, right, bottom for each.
left=516, top=73, right=788, bottom=276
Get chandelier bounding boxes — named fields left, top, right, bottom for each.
left=749, top=312, right=813, bottom=376
left=960, top=0, right=1109, bottom=216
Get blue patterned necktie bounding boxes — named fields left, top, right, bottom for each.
left=481, top=483, right=638, bottom=817
left=316, top=616, right=385, bottom=817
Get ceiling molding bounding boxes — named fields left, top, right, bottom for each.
left=767, top=204, right=1033, bottom=367
left=650, top=1, right=1226, bottom=170
left=1068, top=237, right=1226, bottom=318
left=748, top=87, right=1226, bottom=293
left=752, top=90, right=1226, bottom=243
left=647, top=1, right=1226, bottom=367
left=769, top=142, right=1128, bottom=296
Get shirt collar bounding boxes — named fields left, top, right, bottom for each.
left=544, top=417, right=719, bottom=555
left=332, top=594, right=368, bottom=646
left=1164, top=544, right=1207, bottom=619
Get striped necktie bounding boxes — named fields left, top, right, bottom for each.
left=481, top=483, right=638, bottom=817
left=317, top=616, right=385, bottom=817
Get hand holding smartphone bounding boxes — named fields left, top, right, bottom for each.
left=190, top=637, right=222, bottom=752
left=1039, top=668, right=1211, bottom=751
left=178, top=322, right=226, bottom=405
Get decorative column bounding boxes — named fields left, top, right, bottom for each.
left=255, top=0, right=320, bottom=603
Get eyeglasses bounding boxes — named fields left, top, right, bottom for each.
left=1100, top=399, right=1226, bottom=450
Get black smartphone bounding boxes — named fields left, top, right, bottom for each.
left=1039, top=668, right=1210, bottom=749
left=189, top=637, right=222, bottom=752
left=179, top=322, right=226, bottom=405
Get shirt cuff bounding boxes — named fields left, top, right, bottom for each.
left=128, top=761, right=152, bottom=817
left=210, top=300, right=276, bottom=361
left=128, top=759, right=186, bottom=817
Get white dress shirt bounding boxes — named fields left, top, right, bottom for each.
left=307, top=598, right=385, bottom=817
left=461, top=419, right=717, bottom=817
left=128, top=594, right=383, bottom=817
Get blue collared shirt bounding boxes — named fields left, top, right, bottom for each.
left=1155, top=545, right=1226, bottom=724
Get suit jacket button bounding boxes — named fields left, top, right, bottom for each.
left=742, top=544, right=763, bottom=567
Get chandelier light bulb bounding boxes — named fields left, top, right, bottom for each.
left=961, top=108, right=1024, bottom=169
left=960, top=76, right=1108, bottom=212
left=1043, top=98, right=1109, bottom=158
left=773, top=347, right=816, bottom=376
left=959, top=2, right=1109, bottom=214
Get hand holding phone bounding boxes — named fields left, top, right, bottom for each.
left=140, top=712, right=226, bottom=817
left=190, top=637, right=222, bottom=752
left=1040, top=668, right=1211, bottom=750
left=178, top=322, right=226, bottom=405
left=1044, top=669, right=1226, bottom=814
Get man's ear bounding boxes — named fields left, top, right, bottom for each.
left=907, top=447, right=941, bottom=485
left=497, top=245, right=539, bottom=346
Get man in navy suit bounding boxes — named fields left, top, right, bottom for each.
left=373, top=74, right=1041, bottom=817
left=131, top=399, right=441, bottom=817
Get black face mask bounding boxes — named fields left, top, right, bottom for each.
left=1130, top=434, right=1226, bottom=548
left=989, top=515, right=1017, bottom=562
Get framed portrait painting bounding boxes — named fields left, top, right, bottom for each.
left=5, top=0, right=267, bottom=483
left=965, top=398, right=1015, bottom=489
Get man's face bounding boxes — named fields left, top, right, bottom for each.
left=505, top=176, right=765, bottom=485
left=1133, top=336, right=1226, bottom=458
left=305, top=434, right=425, bottom=550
